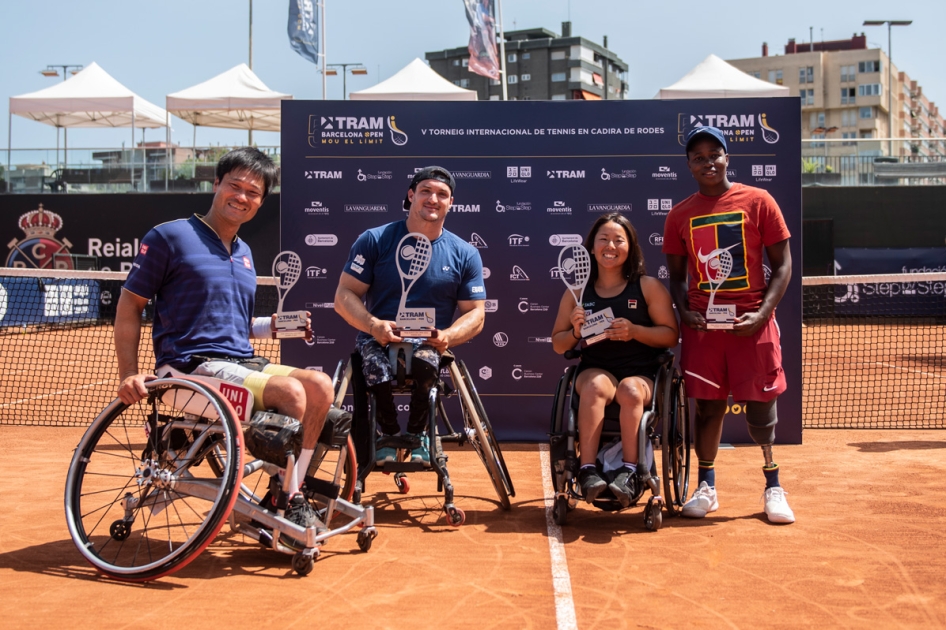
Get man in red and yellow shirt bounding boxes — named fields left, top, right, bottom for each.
left=662, top=126, right=795, bottom=524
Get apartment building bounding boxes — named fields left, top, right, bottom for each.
left=728, top=35, right=945, bottom=159
left=426, top=22, right=628, bottom=101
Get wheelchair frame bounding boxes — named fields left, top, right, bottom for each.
left=548, top=351, right=691, bottom=531
left=64, top=376, right=376, bottom=581
left=333, top=343, right=515, bottom=526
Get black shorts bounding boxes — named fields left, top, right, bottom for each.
left=575, top=362, right=658, bottom=384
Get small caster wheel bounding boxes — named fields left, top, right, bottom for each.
left=394, top=473, right=410, bottom=494
left=292, top=550, right=316, bottom=576
left=644, top=498, right=662, bottom=531
left=553, top=495, right=568, bottom=526
left=357, top=528, right=377, bottom=552
left=445, top=506, right=466, bottom=527
left=109, top=520, right=131, bottom=541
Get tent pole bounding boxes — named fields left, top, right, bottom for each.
left=321, top=0, right=327, bottom=100
left=498, top=0, right=507, bottom=101
left=131, top=112, right=136, bottom=191
left=6, top=113, right=11, bottom=192
left=64, top=128, right=68, bottom=190
left=56, top=125, right=60, bottom=168
left=193, top=124, right=197, bottom=178
left=165, top=111, right=170, bottom=191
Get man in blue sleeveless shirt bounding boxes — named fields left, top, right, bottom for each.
left=334, top=167, right=486, bottom=465
left=115, top=147, right=334, bottom=529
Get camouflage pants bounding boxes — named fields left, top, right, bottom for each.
left=356, top=337, right=441, bottom=435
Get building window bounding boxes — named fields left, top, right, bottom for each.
left=489, top=78, right=501, bottom=86
left=859, top=83, right=882, bottom=97
left=507, top=74, right=518, bottom=84
left=750, top=71, right=761, bottom=79
left=841, top=87, right=856, bottom=105
left=459, top=79, right=470, bottom=88
left=799, top=66, right=814, bottom=84
left=489, top=95, right=500, bottom=101
left=858, top=60, right=881, bottom=73
left=841, top=109, right=857, bottom=127
left=520, top=73, right=531, bottom=82
left=462, top=58, right=469, bottom=67
left=768, top=69, right=783, bottom=85
left=508, top=53, right=517, bottom=63
left=551, top=94, right=567, bottom=100
left=551, top=72, right=566, bottom=82
left=522, top=52, right=530, bottom=60
left=859, top=106, right=873, bottom=119
left=842, top=131, right=857, bottom=146
left=840, top=65, right=856, bottom=82
left=811, top=134, right=824, bottom=149
left=452, top=59, right=460, bottom=67
left=810, top=112, right=826, bottom=128
left=860, top=130, right=873, bottom=139
left=551, top=50, right=567, bottom=61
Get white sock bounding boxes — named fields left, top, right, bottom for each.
left=623, top=461, right=638, bottom=473
left=294, top=448, right=314, bottom=491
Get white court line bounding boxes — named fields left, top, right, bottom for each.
left=870, top=362, right=945, bottom=379
left=0, top=379, right=114, bottom=409
left=539, top=443, right=578, bottom=630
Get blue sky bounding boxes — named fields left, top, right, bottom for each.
left=2, top=0, right=942, bottom=151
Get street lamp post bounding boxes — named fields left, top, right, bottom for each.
left=40, top=64, right=83, bottom=171
left=326, top=63, right=367, bottom=100
left=863, top=20, right=912, bottom=157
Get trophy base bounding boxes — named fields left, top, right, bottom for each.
left=392, top=328, right=437, bottom=339
left=584, top=332, right=607, bottom=345
left=274, top=329, right=308, bottom=339
left=705, top=322, right=735, bottom=330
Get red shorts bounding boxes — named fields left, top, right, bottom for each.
left=680, top=316, right=786, bottom=402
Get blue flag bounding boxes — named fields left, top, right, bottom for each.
left=288, top=0, right=319, bottom=65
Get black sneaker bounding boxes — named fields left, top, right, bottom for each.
left=282, top=494, right=325, bottom=549
left=577, top=467, right=607, bottom=503
left=608, top=466, right=641, bottom=508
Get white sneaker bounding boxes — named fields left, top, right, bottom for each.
left=763, top=487, right=795, bottom=524
left=681, top=481, right=718, bottom=518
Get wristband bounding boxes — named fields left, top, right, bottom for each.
left=572, top=328, right=581, bottom=340
left=251, top=316, right=273, bottom=339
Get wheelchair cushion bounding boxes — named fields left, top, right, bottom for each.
left=244, top=411, right=303, bottom=468
left=318, top=407, right=353, bottom=448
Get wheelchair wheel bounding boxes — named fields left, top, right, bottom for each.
left=661, top=371, right=691, bottom=516
left=454, top=360, right=515, bottom=509
left=64, top=378, right=243, bottom=581
left=548, top=367, right=575, bottom=496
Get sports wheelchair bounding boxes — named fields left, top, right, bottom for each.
left=333, top=342, right=515, bottom=526
left=65, top=370, right=376, bottom=581
left=548, top=350, right=691, bottom=531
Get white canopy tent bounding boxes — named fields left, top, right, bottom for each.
left=656, top=54, right=791, bottom=99
left=166, top=63, right=291, bottom=132
left=166, top=64, right=292, bottom=182
left=8, top=62, right=168, bottom=186
left=350, top=58, right=477, bottom=101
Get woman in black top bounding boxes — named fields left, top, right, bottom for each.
left=551, top=213, right=679, bottom=507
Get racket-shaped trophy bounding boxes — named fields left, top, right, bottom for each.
left=699, top=243, right=739, bottom=330
left=558, top=245, right=610, bottom=345
left=272, top=251, right=308, bottom=338
left=393, top=232, right=436, bottom=338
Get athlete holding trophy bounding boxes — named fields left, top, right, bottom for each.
left=334, top=167, right=486, bottom=465
left=662, top=126, right=796, bottom=524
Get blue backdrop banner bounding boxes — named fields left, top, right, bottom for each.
left=280, top=98, right=802, bottom=443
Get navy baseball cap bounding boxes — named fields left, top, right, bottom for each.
left=685, top=126, right=728, bottom=153
left=403, top=166, right=456, bottom=210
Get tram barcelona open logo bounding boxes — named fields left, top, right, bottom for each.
left=6, top=204, right=75, bottom=269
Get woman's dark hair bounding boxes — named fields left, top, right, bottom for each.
left=583, top=212, right=646, bottom=284
left=215, top=147, right=279, bottom=198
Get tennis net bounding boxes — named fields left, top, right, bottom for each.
left=802, top=272, right=946, bottom=428
left=0, top=268, right=280, bottom=427
left=2, top=269, right=944, bottom=429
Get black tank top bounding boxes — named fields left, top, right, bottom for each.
left=579, top=277, right=663, bottom=375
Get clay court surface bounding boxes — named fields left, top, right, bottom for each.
left=2, top=425, right=945, bottom=629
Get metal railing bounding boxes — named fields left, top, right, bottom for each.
left=0, top=146, right=281, bottom=194
left=2, top=140, right=945, bottom=192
